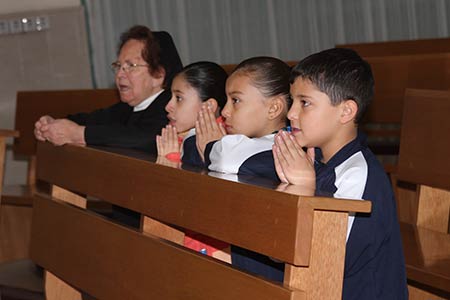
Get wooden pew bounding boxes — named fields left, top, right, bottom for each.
left=396, top=88, right=450, bottom=299
left=337, top=37, right=450, bottom=57
left=30, top=142, right=371, bottom=299
left=361, top=53, right=450, bottom=173
left=0, top=89, right=118, bottom=263
left=0, top=129, right=44, bottom=299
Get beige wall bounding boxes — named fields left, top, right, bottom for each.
left=0, top=0, right=80, bottom=14
left=1, top=5, right=92, bottom=185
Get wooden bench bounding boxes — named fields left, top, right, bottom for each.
left=29, top=142, right=371, bottom=299
left=0, top=89, right=119, bottom=263
left=361, top=53, right=450, bottom=173
left=395, top=88, right=450, bottom=299
left=337, top=37, right=450, bottom=57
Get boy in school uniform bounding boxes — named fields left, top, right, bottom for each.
left=273, top=48, right=408, bottom=299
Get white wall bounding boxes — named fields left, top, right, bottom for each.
left=0, top=0, right=80, bottom=14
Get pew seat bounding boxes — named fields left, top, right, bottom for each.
left=400, top=222, right=450, bottom=296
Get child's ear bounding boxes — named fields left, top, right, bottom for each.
left=205, top=98, right=219, bottom=114
left=340, top=100, right=358, bottom=124
left=268, top=96, right=286, bottom=120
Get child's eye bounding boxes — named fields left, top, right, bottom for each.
left=176, top=96, right=182, bottom=102
left=232, top=98, right=240, bottom=104
left=301, top=100, right=311, bottom=107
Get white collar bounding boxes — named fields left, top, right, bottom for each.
left=133, top=89, right=164, bottom=112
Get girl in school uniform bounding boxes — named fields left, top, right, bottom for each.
left=156, top=61, right=227, bottom=165
left=156, top=61, right=230, bottom=261
left=193, top=57, right=291, bottom=280
left=195, top=56, right=291, bottom=182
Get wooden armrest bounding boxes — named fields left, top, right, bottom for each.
left=0, top=129, right=20, bottom=138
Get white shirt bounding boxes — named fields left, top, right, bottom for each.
left=133, top=89, right=164, bottom=112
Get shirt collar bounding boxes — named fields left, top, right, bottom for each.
left=133, top=89, right=164, bottom=112
left=315, top=131, right=368, bottom=170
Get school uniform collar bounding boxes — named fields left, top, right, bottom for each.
left=315, top=131, right=368, bottom=170
left=133, top=89, right=164, bottom=112
left=314, top=131, right=368, bottom=197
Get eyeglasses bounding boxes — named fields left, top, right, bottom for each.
left=111, top=62, right=148, bottom=74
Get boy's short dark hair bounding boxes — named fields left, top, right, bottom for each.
left=290, top=48, right=374, bottom=123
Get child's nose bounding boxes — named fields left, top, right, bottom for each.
left=165, top=100, right=174, bottom=113
left=287, top=104, right=300, bottom=120
left=221, top=102, right=231, bottom=118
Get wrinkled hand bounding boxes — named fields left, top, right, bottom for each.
left=156, top=124, right=180, bottom=156
left=272, top=130, right=315, bottom=190
left=34, top=115, right=55, bottom=141
left=40, top=118, right=86, bottom=146
left=195, top=105, right=226, bottom=161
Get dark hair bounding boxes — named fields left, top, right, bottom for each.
left=179, top=62, right=228, bottom=110
left=118, top=25, right=183, bottom=88
left=232, top=56, right=291, bottom=100
left=290, top=48, right=374, bottom=123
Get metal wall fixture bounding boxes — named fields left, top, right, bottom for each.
left=0, top=15, right=50, bottom=35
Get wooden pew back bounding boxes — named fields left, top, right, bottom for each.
left=397, top=89, right=450, bottom=232
left=30, top=143, right=371, bottom=300
left=365, top=53, right=450, bottom=124
left=395, top=88, right=450, bottom=298
left=337, top=37, right=450, bottom=57
left=13, top=89, right=119, bottom=157
left=357, top=53, right=450, bottom=171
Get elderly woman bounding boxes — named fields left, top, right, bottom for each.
left=34, top=25, right=182, bottom=153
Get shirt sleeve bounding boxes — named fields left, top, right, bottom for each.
left=333, top=151, right=368, bottom=240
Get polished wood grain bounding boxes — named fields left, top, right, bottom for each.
left=13, top=89, right=119, bottom=156
left=396, top=88, right=450, bottom=231
left=400, top=222, right=450, bottom=293
left=36, top=142, right=370, bottom=266
left=396, top=89, right=450, bottom=298
left=285, top=211, right=348, bottom=299
left=44, top=184, right=86, bottom=300
left=32, top=142, right=373, bottom=299
left=141, top=216, right=185, bottom=245
left=0, top=205, right=32, bottom=263
left=365, top=53, right=450, bottom=125
left=416, top=185, right=450, bottom=233
left=398, top=89, right=450, bottom=191
left=31, top=195, right=305, bottom=300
